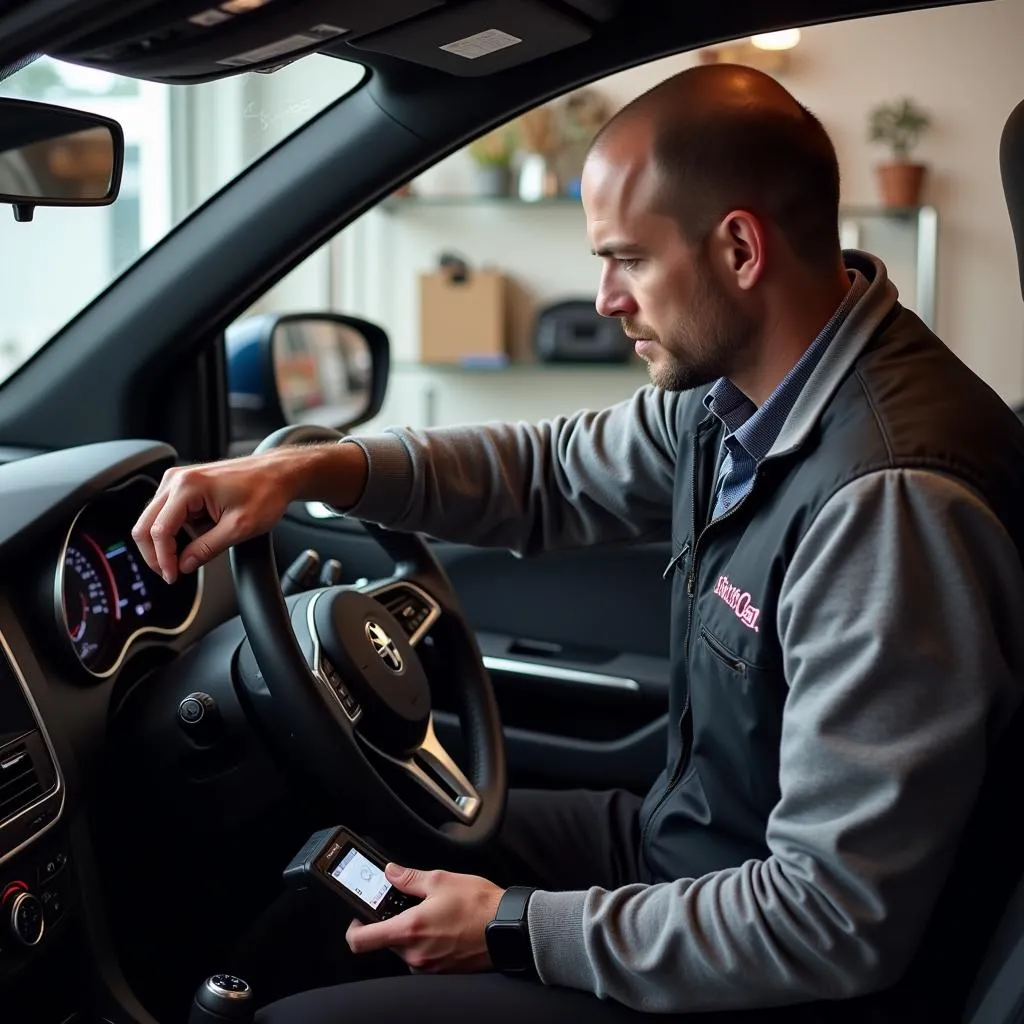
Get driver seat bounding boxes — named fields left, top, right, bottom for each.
left=956, top=95, right=1024, bottom=1024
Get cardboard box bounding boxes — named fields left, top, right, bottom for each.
left=419, top=267, right=508, bottom=366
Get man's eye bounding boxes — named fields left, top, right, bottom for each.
left=619, top=258, right=639, bottom=271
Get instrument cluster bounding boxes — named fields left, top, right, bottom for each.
left=56, top=476, right=201, bottom=678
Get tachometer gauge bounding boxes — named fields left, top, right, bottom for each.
left=62, top=536, right=118, bottom=671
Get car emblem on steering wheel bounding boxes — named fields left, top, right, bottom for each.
left=365, top=620, right=404, bottom=674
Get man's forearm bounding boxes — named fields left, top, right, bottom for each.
left=340, top=386, right=684, bottom=556
left=278, top=440, right=369, bottom=509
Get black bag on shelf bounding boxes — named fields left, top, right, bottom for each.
left=533, top=299, right=633, bottom=363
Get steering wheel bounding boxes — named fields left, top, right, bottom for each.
left=230, top=424, right=507, bottom=851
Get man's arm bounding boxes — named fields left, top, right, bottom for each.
left=524, top=469, right=1024, bottom=1011
left=132, top=385, right=682, bottom=582
left=340, top=384, right=682, bottom=556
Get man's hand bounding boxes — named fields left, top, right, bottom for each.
left=347, top=863, right=504, bottom=974
left=131, top=442, right=368, bottom=584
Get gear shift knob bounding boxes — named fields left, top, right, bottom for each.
left=189, top=974, right=254, bottom=1023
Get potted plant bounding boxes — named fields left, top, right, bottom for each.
left=868, top=98, right=932, bottom=208
left=514, top=106, right=562, bottom=200
left=467, top=125, right=516, bottom=197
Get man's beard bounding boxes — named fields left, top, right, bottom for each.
left=625, top=258, right=757, bottom=392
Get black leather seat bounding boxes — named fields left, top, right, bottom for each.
left=957, top=95, right=1024, bottom=1024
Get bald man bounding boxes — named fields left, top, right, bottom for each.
left=136, top=66, right=1024, bottom=1022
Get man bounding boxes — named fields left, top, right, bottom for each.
left=134, top=64, right=1024, bottom=1021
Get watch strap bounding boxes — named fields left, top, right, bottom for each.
left=495, top=885, right=535, bottom=923
left=487, top=886, right=537, bottom=978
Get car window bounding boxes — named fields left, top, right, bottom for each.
left=0, top=52, right=364, bottom=387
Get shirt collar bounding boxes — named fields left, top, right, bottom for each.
left=703, top=268, right=869, bottom=463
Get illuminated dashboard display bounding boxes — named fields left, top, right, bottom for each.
left=57, top=477, right=201, bottom=677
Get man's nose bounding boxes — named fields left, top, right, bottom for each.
left=596, top=273, right=638, bottom=319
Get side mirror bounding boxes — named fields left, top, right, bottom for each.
left=0, top=98, right=124, bottom=222
left=225, top=312, right=390, bottom=442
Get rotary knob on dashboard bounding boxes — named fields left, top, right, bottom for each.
left=2, top=881, right=45, bottom=947
left=177, top=691, right=223, bottom=744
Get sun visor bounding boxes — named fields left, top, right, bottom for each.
left=51, top=0, right=443, bottom=83
left=349, top=0, right=592, bottom=77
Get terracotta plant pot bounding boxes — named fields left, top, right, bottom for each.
left=875, top=162, right=927, bottom=208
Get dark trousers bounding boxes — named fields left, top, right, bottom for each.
left=252, top=787, right=683, bottom=1022
left=251, top=788, right=825, bottom=1024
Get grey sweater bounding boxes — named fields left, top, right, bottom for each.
left=343, top=272, right=1024, bottom=1011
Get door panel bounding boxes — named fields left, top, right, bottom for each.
left=273, top=504, right=672, bottom=793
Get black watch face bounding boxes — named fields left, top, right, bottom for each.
left=487, top=922, right=529, bottom=972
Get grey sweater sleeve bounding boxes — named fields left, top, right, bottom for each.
left=342, top=385, right=681, bottom=555
left=526, top=468, right=1024, bottom=1011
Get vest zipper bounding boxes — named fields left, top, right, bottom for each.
left=640, top=457, right=763, bottom=855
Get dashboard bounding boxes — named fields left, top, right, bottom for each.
left=0, top=441, right=237, bottom=1023
left=56, top=476, right=201, bottom=678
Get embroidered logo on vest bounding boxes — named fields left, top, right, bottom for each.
left=712, top=575, right=761, bottom=633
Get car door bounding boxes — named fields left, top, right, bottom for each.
left=272, top=508, right=672, bottom=794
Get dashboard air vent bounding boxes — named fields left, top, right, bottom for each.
left=0, top=742, right=43, bottom=823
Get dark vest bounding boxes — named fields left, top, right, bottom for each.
left=638, top=305, right=1024, bottom=1017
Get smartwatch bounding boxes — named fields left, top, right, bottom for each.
left=485, top=886, right=537, bottom=977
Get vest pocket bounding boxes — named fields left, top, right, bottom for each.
left=699, top=626, right=746, bottom=675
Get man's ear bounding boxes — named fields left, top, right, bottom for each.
left=710, top=210, right=766, bottom=292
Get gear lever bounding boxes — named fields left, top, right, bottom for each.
left=189, top=974, right=254, bottom=1023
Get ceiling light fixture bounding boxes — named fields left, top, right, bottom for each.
left=750, top=29, right=802, bottom=51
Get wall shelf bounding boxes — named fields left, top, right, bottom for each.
left=381, top=195, right=583, bottom=210
left=381, top=198, right=938, bottom=329
left=392, top=359, right=646, bottom=372
left=384, top=195, right=927, bottom=217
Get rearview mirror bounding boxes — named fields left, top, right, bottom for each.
left=0, top=98, right=124, bottom=222
left=226, top=312, right=390, bottom=442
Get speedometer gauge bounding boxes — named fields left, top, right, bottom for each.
left=63, top=538, right=117, bottom=670
left=56, top=475, right=202, bottom=679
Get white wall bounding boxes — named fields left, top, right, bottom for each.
left=331, top=0, right=1024, bottom=434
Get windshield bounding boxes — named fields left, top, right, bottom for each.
left=0, top=53, right=364, bottom=386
